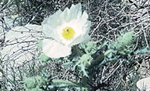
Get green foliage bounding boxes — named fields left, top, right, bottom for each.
left=52, top=79, right=81, bottom=87
left=71, top=42, right=102, bottom=77
left=79, top=41, right=101, bottom=55
left=109, top=31, right=136, bottom=55
left=79, top=54, right=93, bottom=67
left=84, top=41, right=97, bottom=54
left=48, top=79, right=88, bottom=90
left=72, top=54, right=93, bottom=77
left=23, top=76, right=45, bottom=91
left=0, top=0, right=9, bottom=5
left=134, top=47, right=150, bottom=54
left=114, top=31, right=135, bottom=50
left=39, top=54, right=50, bottom=62
left=37, top=40, right=43, bottom=50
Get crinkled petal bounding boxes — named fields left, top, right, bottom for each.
left=72, top=3, right=82, bottom=19
left=68, top=11, right=91, bottom=46
left=77, top=11, right=91, bottom=34
left=61, top=3, right=82, bottom=22
left=42, top=25, right=60, bottom=40
left=60, top=8, right=69, bottom=22
left=81, top=11, right=88, bottom=23
left=42, top=39, right=71, bottom=58
left=42, top=10, right=62, bottom=39
left=42, top=10, right=62, bottom=27
left=70, top=33, right=90, bottom=46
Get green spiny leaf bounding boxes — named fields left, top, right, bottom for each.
left=134, top=47, right=150, bottom=54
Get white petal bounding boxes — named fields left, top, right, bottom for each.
left=42, top=25, right=60, bottom=40
left=42, top=39, right=71, bottom=58
left=60, top=3, right=82, bottom=22
left=42, top=10, right=62, bottom=38
left=70, top=33, right=90, bottom=46
left=78, top=11, right=91, bottom=33
left=42, top=10, right=62, bottom=26
left=136, top=77, right=150, bottom=91
left=81, top=11, right=88, bottom=22
left=69, top=11, right=91, bottom=40
left=60, top=8, right=70, bottom=22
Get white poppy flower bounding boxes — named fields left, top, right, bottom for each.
left=136, top=77, right=150, bottom=91
left=42, top=3, right=91, bottom=58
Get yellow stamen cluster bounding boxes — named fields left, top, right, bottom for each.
left=62, top=27, right=75, bottom=40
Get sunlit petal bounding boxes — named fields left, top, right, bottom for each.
left=42, top=39, right=71, bottom=58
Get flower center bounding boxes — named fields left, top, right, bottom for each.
left=62, top=27, right=75, bottom=40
